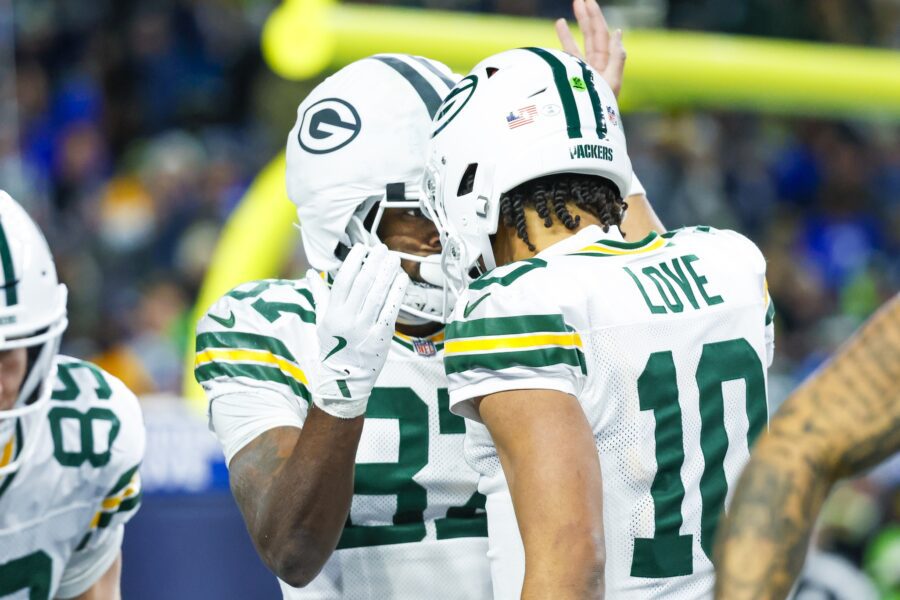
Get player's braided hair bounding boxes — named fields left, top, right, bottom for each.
left=498, top=174, right=627, bottom=251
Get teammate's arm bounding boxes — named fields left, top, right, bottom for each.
left=556, top=0, right=665, bottom=239
left=714, top=294, right=900, bottom=600
left=479, top=389, right=605, bottom=599
left=227, top=413, right=363, bottom=587
left=61, top=555, right=121, bottom=600
left=215, top=244, right=408, bottom=587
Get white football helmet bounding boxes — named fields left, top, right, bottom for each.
left=0, top=191, right=68, bottom=476
left=287, top=54, right=460, bottom=324
left=421, top=48, right=633, bottom=321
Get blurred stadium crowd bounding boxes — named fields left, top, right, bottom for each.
left=2, top=0, right=898, bottom=595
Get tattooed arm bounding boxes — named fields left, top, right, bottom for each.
left=227, top=408, right=364, bottom=587
left=714, top=294, right=900, bottom=600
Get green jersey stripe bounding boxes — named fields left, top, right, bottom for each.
left=765, top=299, right=776, bottom=326
left=445, top=345, right=587, bottom=376
left=196, top=331, right=298, bottom=362
left=523, top=47, right=581, bottom=139
left=593, top=232, right=659, bottom=250
left=579, top=60, right=607, bottom=140
left=447, top=313, right=570, bottom=342
left=469, top=258, right=546, bottom=291
left=97, top=492, right=143, bottom=529
left=0, top=221, right=18, bottom=306
left=106, top=464, right=140, bottom=496
left=195, top=361, right=311, bottom=401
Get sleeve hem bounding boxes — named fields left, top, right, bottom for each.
left=56, top=525, right=123, bottom=599
left=449, top=377, right=578, bottom=423
left=209, top=391, right=306, bottom=465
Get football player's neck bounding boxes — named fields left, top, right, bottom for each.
left=396, top=321, right=443, bottom=338
left=492, top=205, right=603, bottom=266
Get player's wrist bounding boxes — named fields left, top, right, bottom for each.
left=311, top=366, right=372, bottom=419
left=628, top=171, right=646, bottom=197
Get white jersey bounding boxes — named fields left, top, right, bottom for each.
left=195, top=279, right=491, bottom=599
left=0, top=356, right=144, bottom=599
left=446, top=225, right=775, bottom=600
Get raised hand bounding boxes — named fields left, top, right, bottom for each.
left=555, top=0, right=626, bottom=97
left=306, top=243, right=409, bottom=419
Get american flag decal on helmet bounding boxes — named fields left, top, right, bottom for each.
left=506, top=105, right=538, bottom=129
left=0, top=219, right=17, bottom=307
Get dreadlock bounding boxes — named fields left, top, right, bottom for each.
left=498, top=174, right=627, bottom=251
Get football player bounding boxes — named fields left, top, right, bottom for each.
left=194, top=54, right=489, bottom=599
left=422, top=47, right=774, bottom=598
left=194, top=3, right=661, bottom=597
left=0, top=192, right=145, bottom=599
left=715, top=293, right=899, bottom=600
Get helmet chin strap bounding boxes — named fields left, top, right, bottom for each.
left=398, top=278, right=445, bottom=325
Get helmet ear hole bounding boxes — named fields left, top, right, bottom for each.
left=457, top=163, right=478, bottom=197
left=486, top=67, right=499, bottom=78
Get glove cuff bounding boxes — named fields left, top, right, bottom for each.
left=311, top=370, right=369, bottom=419
left=312, top=392, right=368, bottom=419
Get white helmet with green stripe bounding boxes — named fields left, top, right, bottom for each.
left=286, top=54, right=460, bottom=324
left=0, top=191, right=68, bottom=476
left=422, top=47, right=632, bottom=318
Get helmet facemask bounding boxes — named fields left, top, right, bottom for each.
left=0, top=316, right=67, bottom=477
left=336, top=182, right=450, bottom=325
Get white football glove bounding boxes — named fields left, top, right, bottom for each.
left=306, top=243, right=409, bottom=419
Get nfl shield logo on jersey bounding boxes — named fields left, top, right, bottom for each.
left=413, top=338, right=437, bottom=357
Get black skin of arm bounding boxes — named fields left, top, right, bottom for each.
left=227, top=406, right=364, bottom=588
left=714, top=294, right=900, bottom=600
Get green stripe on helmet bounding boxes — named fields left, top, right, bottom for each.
left=524, top=48, right=581, bottom=139
left=579, top=60, right=608, bottom=140
left=374, top=55, right=443, bottom=119
left=0, top=220, right=18, bottom=306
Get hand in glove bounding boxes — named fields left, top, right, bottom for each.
left=306, top=243, right=409, bottom=419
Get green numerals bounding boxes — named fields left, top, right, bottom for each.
left=632, top=352, right=692, bottom=578
left=696, top=339, right=767, bottom=557
left=52, top=362, right=111, bottom=401
left=48, top=361, right=121, bottom=468
left=338, top=388, right=429, bottom=548
left=48, top=407, right=121, bottom=468
left=337, top=387, right=487, bottom=549
left=0, top=551, right=52, bottom=600
left=631, top=338, right=766, bottom=578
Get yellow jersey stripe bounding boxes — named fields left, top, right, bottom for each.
left=102, top=476, right=141, bottom=510
left=579, top=237, right=667, bottom=256
left=0, top=434, right=14, bottom=468
left=195, top=348, right=308, bottom=385
left=445, top=332, right=582, bottom=355
left=394, top=330, right=446, bottom=343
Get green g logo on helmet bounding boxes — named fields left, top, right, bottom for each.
left=432, top=75, right=478, bottom=138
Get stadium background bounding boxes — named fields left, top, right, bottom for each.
left=2, top=0, right=898, bottom=598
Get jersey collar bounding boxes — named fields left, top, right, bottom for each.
left=537, top=225, right=626, bottom=257
left=392, top=329, right=445, bottom=357
left=538, top=225, right=666, bottom=258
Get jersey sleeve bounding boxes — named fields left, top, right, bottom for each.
left=57, top=366, right=144, bottom=599
left=714, top=228, right=775, bottom=367
left=194, top=280, right=317, bottom=463
left=444, top=261, right=587, bottom=422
